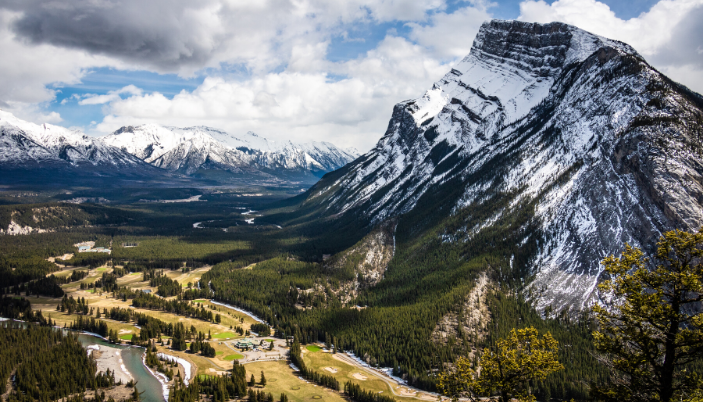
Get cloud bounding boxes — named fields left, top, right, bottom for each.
left=518, top=0, right=703, bottom=92
left=78, top=85, right=143, bottom=105
left=2, top=101, right=63, bottom=123
left=2, top=0, right=452, bottom=77
left=407, top=4, right=492, bottom=60
left=5, top=0, right=227, bottom=74
left=0, top=10, right=122, bottom=104
left=91, top=35, right=450, bottom=150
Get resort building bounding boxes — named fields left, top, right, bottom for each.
left=234, top=338, right=258, bottom=350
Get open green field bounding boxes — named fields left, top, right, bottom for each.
left=223, top=354, right=244, bottom=361
left=244, top=361, right=347, bottom=402
left=305, top=345, right=321, bottom=352
left=212, top=331, right=237, bottom=339
left=111, top=237, right=251, bottom=261
left=119, top=334, right=133, bottom=340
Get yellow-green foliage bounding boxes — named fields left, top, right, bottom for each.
left=438, top=326, right=563, bottom=402
left=592, top=228, right=703, bottom=402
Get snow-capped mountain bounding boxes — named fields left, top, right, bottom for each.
left=300, top=20, right=703, bottom=312
left=102, top=125, right=358, bottom=180
left=0, top=111, right=357, bottom=185
left=0, top=110, right=149, bottom=168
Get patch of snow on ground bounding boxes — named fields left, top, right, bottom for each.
left=157, top=353, right=192, bottom=385
left=209, top=300, right=268, bottom=324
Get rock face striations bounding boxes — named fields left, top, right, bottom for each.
left=300, top=20, right=703, bottom=313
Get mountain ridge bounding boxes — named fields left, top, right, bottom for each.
left=290, top=19, right=703, bottom=313
left=101, top=123, right=359, bottom=181
left=0, top=111, right=358, bottom=185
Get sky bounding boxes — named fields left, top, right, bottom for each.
left=0, top=0, right=701, bottom=152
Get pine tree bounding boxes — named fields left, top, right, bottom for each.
left=437, top=326, right=563, bottom=402
left=260, top=370, right=267, bottom=387
left=591, top=228, right=703, bottom=402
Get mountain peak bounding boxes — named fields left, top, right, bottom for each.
left=298, top=21, right=702, bottom=313
left=101, top=123, right=358, bottom=181
left=475, top=20, right=638, bottom=72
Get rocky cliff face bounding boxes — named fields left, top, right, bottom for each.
left=324, top=220, right=397, bottom=304
left=301, top=20, right=703, bottom=312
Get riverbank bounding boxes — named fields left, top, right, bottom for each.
left=87, top=344, right=134, bottom=384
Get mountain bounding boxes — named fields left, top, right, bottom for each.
left=102, top=124, right=359, bottom=182
left=295, top=20, right=703, bottom=313
left=0, top=110, right=172, bottom=186
left=0, top=111, right=145, bottom=167
left=0, top=111, right=358, bottom=186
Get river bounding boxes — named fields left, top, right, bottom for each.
left=76, top=334, right=166, bottom=402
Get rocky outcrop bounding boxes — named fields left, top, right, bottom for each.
left=431, top=272, right=490, bottom=350
left=325, top=220, right=396, bottom=304
left=0, top=220, right=51, bottom=235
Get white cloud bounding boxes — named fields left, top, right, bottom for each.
left=518, top=0, right=703, bottom=92
left=2, top=101, right=63, bottom=124
left=78, top=85, right=143, bottom=105
left=92, top=35, right=450, bottom=150
left=407, top=4, right=492, bottom=60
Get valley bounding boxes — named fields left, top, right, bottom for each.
left=0, top=192, right=446, bottom=402
left=0, top=18, right=701, bottom=402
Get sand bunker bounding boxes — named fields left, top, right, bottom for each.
left=323, top=366, right=338, bottom=374
left=398, top=388, right=417, bottom=396
left=118, top=329, right=132, bottom=334
left=352, top=373, right=367, bottom=380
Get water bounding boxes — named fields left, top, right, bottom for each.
left=76, top=334, right=165, bottom=402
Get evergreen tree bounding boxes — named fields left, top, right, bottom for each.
left=260, top=371, right=267, bottom=387
left=437, top=327, right=563, bottom=402
left=591, top=228, right=703, bottom=402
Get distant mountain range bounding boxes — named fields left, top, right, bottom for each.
left=295, top=19, right=703, bottom=313
left=102, top=124, right=358, bottom=180
left=0, top=110, right=358, bottom=185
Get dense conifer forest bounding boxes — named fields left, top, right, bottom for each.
left=0, top=323, right=97, bottom=401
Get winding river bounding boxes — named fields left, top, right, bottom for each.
left=76, top=334, right=165, bottom=402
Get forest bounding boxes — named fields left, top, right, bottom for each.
left=0, top=323, right=102, bottom=401
left=0, top=190, right=700, bottom=402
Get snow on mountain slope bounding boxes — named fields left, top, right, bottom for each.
left=102, top=125, right=358, bottom=178
left=0, top=110, right=146, bottom=167
left=301, top=20, right=703, bottom=313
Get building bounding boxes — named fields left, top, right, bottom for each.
left=234, top=338, right=258, bottom=350
left=76, top=244, right=111, bottom=254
